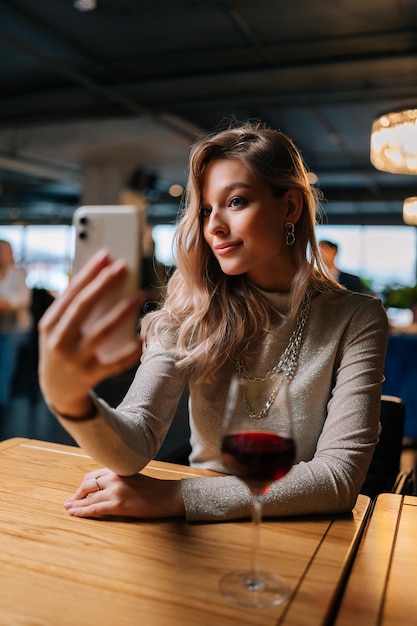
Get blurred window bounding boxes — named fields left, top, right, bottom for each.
left=1, top=223, right=414, bottom=297
left=0, top=224, right=72, bottom=295
left=316, top=225, right=417, bottom=293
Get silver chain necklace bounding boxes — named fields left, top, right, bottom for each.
left=235, top=290, right=312, bottom=419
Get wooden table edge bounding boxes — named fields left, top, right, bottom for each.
left=0, top=437, right=224, bottom=479
left=278, top=494, right=372, bottom=625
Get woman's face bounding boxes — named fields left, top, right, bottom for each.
left=201, top=158, right=298, bottom=291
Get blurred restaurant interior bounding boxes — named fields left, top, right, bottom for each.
left=2, top=4, right=417, bottom=624
left=0, top=0, right=416, bottom=473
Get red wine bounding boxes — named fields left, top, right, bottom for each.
left=221, top=431, right=295, bottom=493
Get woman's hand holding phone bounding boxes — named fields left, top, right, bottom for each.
left=38, top=242, right=143, bottom=420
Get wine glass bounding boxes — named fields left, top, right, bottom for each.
left=219, top=372, right=295, bottom=608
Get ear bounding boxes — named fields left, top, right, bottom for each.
left=284, top=189, right=303, bottom=224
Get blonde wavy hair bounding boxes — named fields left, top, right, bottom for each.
left=142, top=121, right=339, bottom=381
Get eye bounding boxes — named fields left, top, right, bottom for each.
left=229, top=196, right=248, bottom=208
left=200, top=207, right=211, bottom=218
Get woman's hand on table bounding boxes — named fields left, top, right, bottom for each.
left=38, top=249, right=143, bottom=419
left=64, top=468, right=186, bottom=519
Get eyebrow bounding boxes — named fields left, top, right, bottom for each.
left=201, top=181, right=251, bottom=205
left=221, top=182, right=251, bottom=192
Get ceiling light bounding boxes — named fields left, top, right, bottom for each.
left=74, top=0, right=97, bottom=12
left=169, top=184, right=183, bottom=198
left=306, top=172, right=318, bottom=186
left=403, top=197, right=417, bottom=225
left=370, top=108, right=417, bottom=174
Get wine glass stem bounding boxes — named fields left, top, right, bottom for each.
left=249, top=492, right=264, bottom=588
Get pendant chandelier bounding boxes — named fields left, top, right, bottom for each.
left=370, top=108, right=417, bottom=174
left=403, top=197, right=417, bottom=225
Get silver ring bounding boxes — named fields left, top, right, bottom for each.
left=93, top=477, right=101, bottom=491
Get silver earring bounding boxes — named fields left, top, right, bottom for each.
left=285, top=222, right=295, bottom=246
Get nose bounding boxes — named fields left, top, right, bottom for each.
left=206, top=209, right=229, bottom=235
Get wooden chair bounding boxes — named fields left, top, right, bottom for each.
left=361, top=395, right=414, bottom=499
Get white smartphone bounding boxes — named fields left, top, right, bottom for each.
left=72, top=205, right=143, bottom=363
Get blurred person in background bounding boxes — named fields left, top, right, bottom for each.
left=319, top=239, right=365, bottom=293
left=0, top=239, right=32, bottom=423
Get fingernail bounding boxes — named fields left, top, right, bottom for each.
left=94, top=249, right=110, bottom=262
left=111, top=259, right=128, bottom=273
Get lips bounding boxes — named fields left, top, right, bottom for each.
left=214, top=241, right=242, bottom=255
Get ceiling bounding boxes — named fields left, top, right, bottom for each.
left=1, top=0, right=417, bottom=226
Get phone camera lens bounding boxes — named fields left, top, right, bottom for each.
left=79, top=216, right=89, bottom=225
left=79, top=230, right=88, bottom=240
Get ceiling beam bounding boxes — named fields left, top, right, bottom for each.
left=0, top=155, right=81, bottom=182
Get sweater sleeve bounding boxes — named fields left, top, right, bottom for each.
left=55, top=344, right=188, bottom=475
left=181, top=295, right=389, bottom=521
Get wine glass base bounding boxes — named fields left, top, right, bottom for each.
left=219, top=570, right=290, bottom=608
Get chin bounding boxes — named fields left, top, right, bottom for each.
left=221, top=268, right=246, bottom=277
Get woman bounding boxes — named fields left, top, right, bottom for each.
left=39, top=122, right=388, bottom=521
left=0, top=239, right=32, bottom=419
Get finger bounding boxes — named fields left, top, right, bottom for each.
left=67, top=288, right=143, bottom=374
left=39, top=313, right=141, bottom=395
left=77, top=307, right=142, bottom=379
left=67, top=468, right=114, bottom=501
left=40, top=259, right=134, bottom=367
left=65, top=499, right=121, bottom=518
left=67, top=476, right=103, bottom=501
left=88, top=339, right=143, bottom=379
left=66, top=483, right=97, bottom=502
left=39, top=249, right=112, bottom=329
left=81, top=294, right=142, bottom=352
left=52, top=259, right=131, bottom=339
left=64, top=489, right=107, bottom=515
left=82, top=468, right=110, bottom=481
left=85, top=293, right=142, bottom=342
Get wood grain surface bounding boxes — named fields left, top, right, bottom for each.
left=335, top=493, right=417, bottom=626
left=0, top=438, right=371, bottom=626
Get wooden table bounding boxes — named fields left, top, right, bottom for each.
left=335, top=493, right=417, bottom=625
left=0, top=438, right=371, bottom=626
